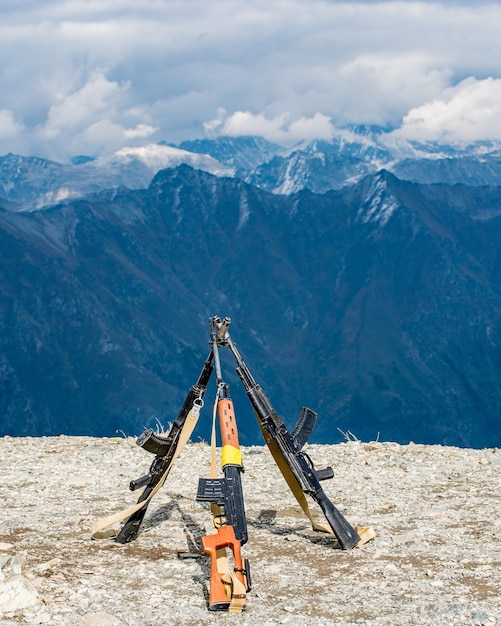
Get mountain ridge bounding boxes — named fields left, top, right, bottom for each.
left=3, top=130, right=501, bottom=210
left=1, top=164, right=501, bottom=448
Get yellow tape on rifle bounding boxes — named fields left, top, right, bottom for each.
left=221, top=444, right=242, bottom=468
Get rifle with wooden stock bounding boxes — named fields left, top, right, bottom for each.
left=196, top=316, right=251, bottom=612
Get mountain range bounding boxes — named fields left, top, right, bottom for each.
left=3, top=127, right=501, bottom=210
left=1, top=129, right=501, bottom=448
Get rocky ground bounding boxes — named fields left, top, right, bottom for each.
left=0, top=435, right=499, bottom=625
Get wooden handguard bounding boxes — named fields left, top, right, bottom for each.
left=201, top=525, right=247, bottom=611
left=218, top=398, right=242, bottom=468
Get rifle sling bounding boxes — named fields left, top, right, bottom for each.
left=257, top=421, right=333, bottom=534
left=257, top=423, right=375, bottom=545
left=91, top=401, right=202, bottom=540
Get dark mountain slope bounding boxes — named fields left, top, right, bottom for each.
left=1, top=166, right=501, bottom=447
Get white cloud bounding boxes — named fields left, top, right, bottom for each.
left=40, top=73, right=129, bottom=139
left=288, top=113, right=335, bottom=143
left=123, top=124, right=158, bottom=139
left=394, top=77, right=501, bottom=142
left=336, top=54, right=454, bottom=126
left=206, top=110, right=334, bottom=144
left=78, top=119, right=157, bottom=154
left=1, top=1, right=501, bottom=158
left=0, top=110, right=23, bottom=139
left=34, top=72, right=157, bottom=157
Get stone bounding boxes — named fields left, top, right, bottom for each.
left=77, top=612, right=122, bottom=626
left=0, top=436, right=499, bottom=625
left=0, top=573, right=39, bottom=612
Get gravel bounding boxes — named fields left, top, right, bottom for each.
left=0, top=436, right=499, bottom=625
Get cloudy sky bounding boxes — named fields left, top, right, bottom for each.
left=1, top=0, right=501, bottom=161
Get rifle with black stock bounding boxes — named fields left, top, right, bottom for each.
left=224, top=322, right=361, bottom=550
left=196, top=316, right=250, bottom=612
left=112, top=350, right=214, bottom=544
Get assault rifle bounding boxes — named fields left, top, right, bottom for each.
left=223, top=321, right=361, bottom=550
left=114, top=351, right=214, bottom=544
left=196, top=317, right=250, bottom=612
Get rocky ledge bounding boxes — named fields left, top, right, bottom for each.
left=0, top=436, right=499, bottom=625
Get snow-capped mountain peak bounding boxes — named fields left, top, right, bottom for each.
left=106, top=143, right=234, bottom=177
left=0, top=144, right=233, bottom=210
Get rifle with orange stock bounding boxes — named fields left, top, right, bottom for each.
left=223, top=320, right=362, bottom=550
left=196, top=316, right=250, bottom=612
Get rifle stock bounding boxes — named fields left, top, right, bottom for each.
left=314, top=487, right=362, bottom=548
left=201, top=526, right=249, bottom=612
